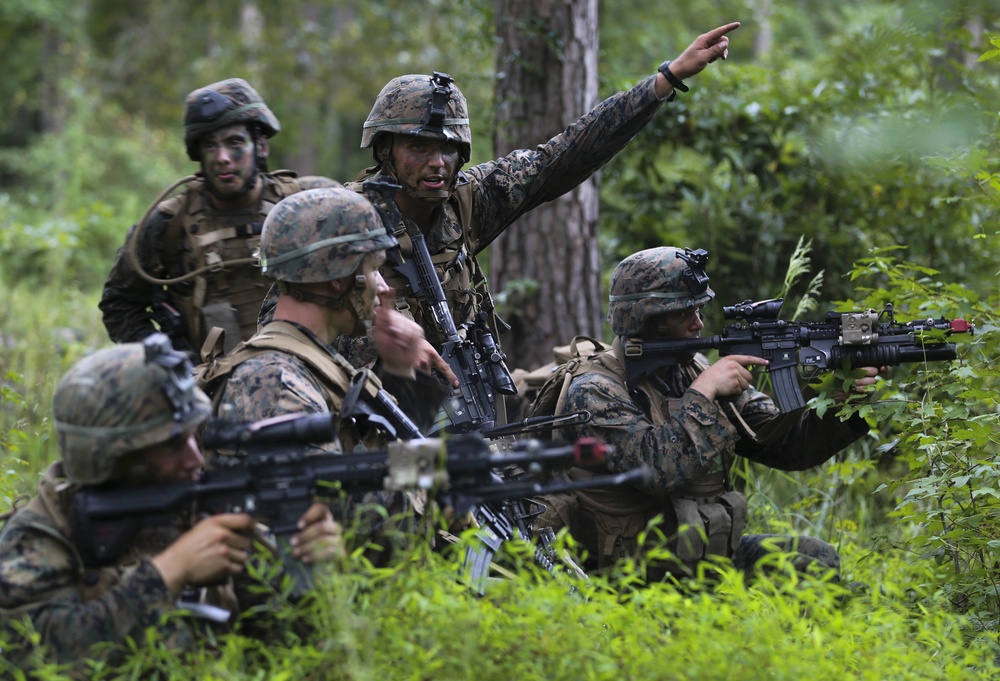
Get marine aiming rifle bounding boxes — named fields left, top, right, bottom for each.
left=361, top=179, right=518, bottom=434
left=623, top=294, right=974, bottom=412
left=72, top=412, right=645, bottom=595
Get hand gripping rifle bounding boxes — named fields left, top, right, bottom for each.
left=361, top=179, right=518, bottom=434
left=71, top=412, right=647, bottom=596
left=623, top=297, right=974, bottom=412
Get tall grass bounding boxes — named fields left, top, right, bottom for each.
left=4, top=535, right=999, bottom=680
left=0, top=282, right=107, bottom=499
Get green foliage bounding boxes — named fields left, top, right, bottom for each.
left=0, top=67, right=187, bottom=290
left=601, top=6, right=999, bottom=329
left=0, top=373, right=31, bottom=511
left=4, top=537, right=999, bottom=680
left=843, top=251, right=1000, bottom=624
left=2, top=0, right=1000, bottom=674
left=0, top=283, right=107, bottom=494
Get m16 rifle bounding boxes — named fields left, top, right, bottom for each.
left=72, top=412, right=645, bottom=596
left=361, top=179, right=519, bottom=434
left=623, top=297, right=974, bottom=412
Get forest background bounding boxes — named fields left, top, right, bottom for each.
left=1, top=0, right=999, bottom=679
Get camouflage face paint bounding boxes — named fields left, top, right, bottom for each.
left=391, top=136, right=461, bottom=204
left=198, top=123, right=259, bottom=203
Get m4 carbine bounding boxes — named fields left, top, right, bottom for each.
left=72, top=412, right=644, bottom=595
left=362, top=179, right=516, bottom=434
left=623, top=298, right=974, bottom=412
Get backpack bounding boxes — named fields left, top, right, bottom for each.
left=522, top=335, right=615, bottom=439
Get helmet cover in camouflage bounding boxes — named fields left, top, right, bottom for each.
left=259, top=187, right=397, bottom=283
left=361, top=72, right=471, bottom=163
left=183, top=78, right=281, bottom=161
left=53, top=334, right=210, bottom=486
left=608, top=247, right=715, bottom=337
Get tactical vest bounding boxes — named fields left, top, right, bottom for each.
left=346, top=178, right=487, bottom=348
left=196, top=320, right=391, bottom=452
left=159, top=171, right=305, bottom=352
left=553, top=340, right=748, bottom=574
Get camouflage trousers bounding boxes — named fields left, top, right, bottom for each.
left=733, top=533, right=841, bottom=581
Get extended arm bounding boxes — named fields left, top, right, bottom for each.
left=469, top=22, right=740, bottom=250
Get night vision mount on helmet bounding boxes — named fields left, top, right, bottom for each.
left=361, top=71, right=472, bottom=165
left=53, top=334, right=209, bottom=486
left=608, top=247, right=715, bottom=338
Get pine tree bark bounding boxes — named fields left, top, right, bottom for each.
left=489, top=0, right=602, bottom=372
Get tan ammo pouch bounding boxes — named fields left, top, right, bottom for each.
left=567, top=467, right=660, bottom=569
left=530, top=491, right=580, bottom=538
left=670, top=477, right=747, bottom=564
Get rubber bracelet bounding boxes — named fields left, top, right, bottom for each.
left=657, top=60, right=690, bottom=93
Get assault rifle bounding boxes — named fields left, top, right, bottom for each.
left=72, top=412, right=644, bottom=596
left=623, top=297, right=974, bottom=412
left=362, top=179, right=517, bottom=434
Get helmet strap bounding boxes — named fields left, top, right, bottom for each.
left=251, top=125, right=270, bottom=173
left=281, top=275, right=372, bottom=337
left=281, top=281, right=349, bottom=310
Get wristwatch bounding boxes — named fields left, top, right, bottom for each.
left=658, top=60, right=690, bottom=93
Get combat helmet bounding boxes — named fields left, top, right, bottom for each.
left=361, top=71, right=471, bottom=164
left=259, top=187, right=397, bottom=283
left=53, top=334, right=210, bottom=486
left=183, top=78, right=281, bottom=161
left=608, top=247, right=715, bottom=337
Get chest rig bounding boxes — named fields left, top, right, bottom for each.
left=347, top=177, right=491, bottom=348
left=566, top=341, right=748, bottom=574
left=144, top=171, right=304, bottom=352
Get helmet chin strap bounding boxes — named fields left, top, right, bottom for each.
left=281, top=276, right=372, bottom=337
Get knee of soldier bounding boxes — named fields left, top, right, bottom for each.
left=736, top=533, right=841, bottom=580
left=793, top=536, right=841, bottom=578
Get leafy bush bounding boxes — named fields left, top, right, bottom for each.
left=600, top=12, right=999, bottom=331
left=3, top=536, right=999, bottom=680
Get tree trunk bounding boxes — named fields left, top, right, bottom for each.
left=489, top=0, right=602, bottom=373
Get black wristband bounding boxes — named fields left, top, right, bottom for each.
left=658, top=60, right=690, bottom=93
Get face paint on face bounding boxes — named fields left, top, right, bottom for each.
left=357, top=252, right=389, bottom=328
left=198, top=123, right=260, bottom=203
left=390, top=136, right=461, bottom=202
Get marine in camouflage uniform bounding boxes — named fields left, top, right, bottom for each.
left=539, top=247, right=879, bottom=580
left=0, top=335, right=340, bottom=670
left=100, top=78, right=340, bottom=357
left=202, top=188, right=447, bottom=553
left=267, top=23, right=739, bottom=374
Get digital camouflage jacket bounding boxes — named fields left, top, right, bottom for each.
left=355, top=75, right=668, bottom=347
left=0, top=463, right=242, bottom=669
